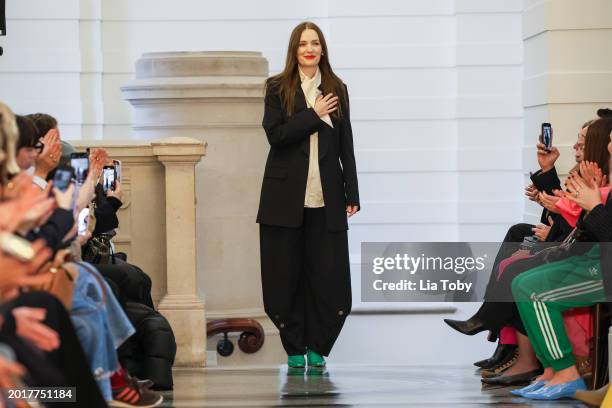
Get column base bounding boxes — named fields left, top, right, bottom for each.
left=158, top=294, right=206, bottom=367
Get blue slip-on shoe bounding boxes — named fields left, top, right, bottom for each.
left=522, top=378, right=586, bottom=400
left=510, top=380, right=545, bottom=397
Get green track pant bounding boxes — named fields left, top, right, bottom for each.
left=512, top=245, right=604, bottom=371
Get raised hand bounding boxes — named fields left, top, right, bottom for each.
left=88, top=148, right=109, bottom=183
left=536, top=142, right=560, bottom=173
left=579, top=161, right=602, bottom=188
left=34, top=128, right=61, bottom=179
left=314, top=94, right=339, bottom=117
left=0, top=178, right=50, bottom=233
left=0, top=239, right=53, bottom=291
left=566, top=171, right=602, bottom=211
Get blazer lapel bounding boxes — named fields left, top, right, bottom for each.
left=295, top=86, right=331, bottom=160
left=295, top=87, right=311, bottom=157
left=317, top=123, right=329, bottom=160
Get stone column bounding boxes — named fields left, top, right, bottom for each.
left=122, top=52, right=276, bottom=365
left=153, top=138, right=206, bottom=366
left=522, top=0, right=612, bottom=222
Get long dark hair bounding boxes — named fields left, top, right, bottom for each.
left=583, top=118, right=612, bottom=175
left=266, top=22, right=346, bottom=117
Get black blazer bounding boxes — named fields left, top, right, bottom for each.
left=256, top=82, right=360, bottom=232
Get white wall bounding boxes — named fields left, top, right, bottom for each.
left=1, top=0, right=526, bottom=365
left=522, top=0, right=612, bottom=224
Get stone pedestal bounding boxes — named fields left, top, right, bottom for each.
left=153, top=138, right=207, bottom=366
left=122, top=52, right=275, bottom=365
left=71, top=137, right=206, bottom=366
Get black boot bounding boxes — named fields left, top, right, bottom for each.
left=473, top=343, right=518, bottom=369
left=443, top=315, right=487, bottom=336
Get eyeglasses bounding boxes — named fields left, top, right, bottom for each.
left=34, top=142, right=44, bottom=153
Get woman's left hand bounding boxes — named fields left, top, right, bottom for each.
left=346, top=205, right=359, bottom=217
left=566, top=171, right=602, bottom=211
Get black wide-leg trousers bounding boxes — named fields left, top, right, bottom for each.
left=259, top=208, right=352, bottom=357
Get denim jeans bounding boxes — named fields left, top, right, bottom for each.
left=71, top=262, right=135, bottom=401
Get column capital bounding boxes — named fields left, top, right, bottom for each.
left=151, top=137, right=207, bottom=160
left=158, top=293, right=205, bottom=311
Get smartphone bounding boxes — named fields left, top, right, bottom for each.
left=77, top=208, right=89, bottom=236
left=541, top=123, right=553, bottom=151
left=113, top=160, right=122, bottom=183
left=53, top=165, right=75, bottom=192
left=70, top=152, right=89, bottom=185
left=0, top=233, right=35, bottom=262
left=103, top=166, right=116, bottom=193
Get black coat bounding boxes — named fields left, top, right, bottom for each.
left=256, top=82, right=360, bottom=232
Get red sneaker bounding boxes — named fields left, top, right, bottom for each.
left=110, top=377, right=163, bottom=407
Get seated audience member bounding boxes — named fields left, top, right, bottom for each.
left=1, top=103, right=165, bottom=407
left=52, top=136, right=174, bottom=391
left=447, top=119, right=599, bottom=378
left=511, top=119, right=612, bottom=400
left=0, top=101, right=108, bottom=406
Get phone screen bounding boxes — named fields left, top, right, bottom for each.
left=77, top=208, right=89, bottom=236
left=53, top=168, right=73, bottom=191
left=70, top=154, right=89, bottom=185
left=542, top=123, right=553, bottom=150
left=103, top=167, right=116, bottom=193
left=113, top=160, right=122, bottom=183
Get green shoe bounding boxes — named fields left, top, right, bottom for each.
left=287, top=355, right=305, bottom=368
left=306, top=350, right=326, bottom=367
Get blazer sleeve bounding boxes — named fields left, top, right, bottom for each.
left=262, top=84, right=323, bottom=148
left=339, top=85, right=360, bottom=207
left=26, top=208, right=75, bottom=251
left=579, top=200, right=612, bottom=242
left=530, top=167, right=562, bottom=194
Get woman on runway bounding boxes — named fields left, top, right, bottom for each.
left=257, top=21, right=360, bottom=369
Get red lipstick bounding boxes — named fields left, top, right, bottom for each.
left=304, top=55, right=317, bottom=60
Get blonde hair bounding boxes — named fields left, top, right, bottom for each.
left=0, top=102, right=20, bottom=184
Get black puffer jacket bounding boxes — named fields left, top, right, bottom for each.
left=121, top=301, right=176, bottom=390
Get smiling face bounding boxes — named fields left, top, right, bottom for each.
left=296, top=29, right=322, bottom=73
left=574, top=126, right=587, bottom=163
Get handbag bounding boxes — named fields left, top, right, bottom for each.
left=31, top=250, right=78, bottom=310
left=82, top=233, right=113, bottom=264
left=81, top=202, right=116, bottom=265
left=533, top=227, right=595, bottom=264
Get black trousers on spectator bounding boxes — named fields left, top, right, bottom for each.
left=0, top=291, right=107, bottom=407
left=259, top=208, right=352, bottom=357
left=477, top=255, right=547, bottom=335
left=484, top=223, right=534, bottom=296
